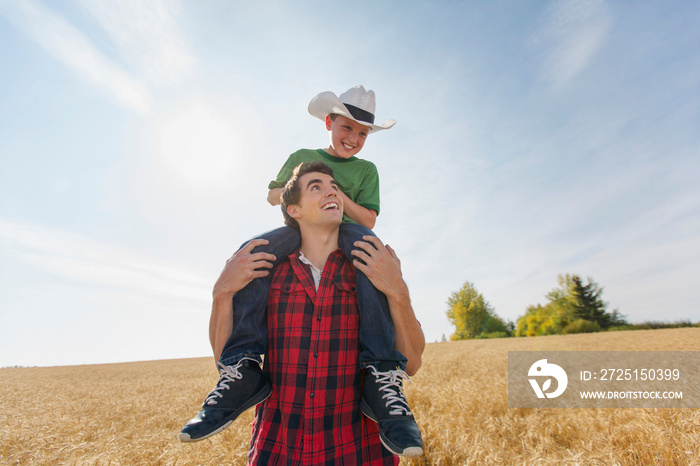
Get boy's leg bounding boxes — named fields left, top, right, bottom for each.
left=338, top=223, right=423, bottom=457
left=180, top=226, right=301, bottom=443
left=338, top=223, right=406, bottom=368
left=219, top=226, right=301, bottom=366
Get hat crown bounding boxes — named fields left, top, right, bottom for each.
left=338, top=85, right=376, bottom=115
left=307, top=85, right=395, bottom=132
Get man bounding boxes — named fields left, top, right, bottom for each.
left=186, top=161, right=425, bottom=463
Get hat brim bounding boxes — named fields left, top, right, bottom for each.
left=308, top=91, right=395, bottom=133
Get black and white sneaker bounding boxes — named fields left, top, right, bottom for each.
left=360, top=361, right=424, bottom=457
left=179, top=358, right=272, bottom=442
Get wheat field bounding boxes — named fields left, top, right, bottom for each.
left=1, top=328, right=699, bottom=465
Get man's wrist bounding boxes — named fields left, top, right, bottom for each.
left=385, top=282, right=411, bottom=307
left=212, top=290, right=235, bottom=303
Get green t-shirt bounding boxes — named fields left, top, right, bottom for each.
left=269, top=149, right=381, bottom=222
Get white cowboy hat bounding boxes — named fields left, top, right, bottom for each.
left=308, top=85, right=396, bottom=133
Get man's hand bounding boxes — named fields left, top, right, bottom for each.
left=350, top=235, right=406, bottom=297
left=213, top=239, right=276, bottom=299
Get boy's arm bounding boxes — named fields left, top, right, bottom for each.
left=344, top=160, right=380, bottom=229
left=339, top=191, right=377, bottom=229
left=267, top=151, right=298, bottom=206
left=209, top=239, right=276, bottom=362
left=267, top=188, right=283, bottom=206
left=350, top=236, right=425, bottom=376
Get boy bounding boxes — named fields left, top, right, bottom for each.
left=180, top=86, right=424, bottom=456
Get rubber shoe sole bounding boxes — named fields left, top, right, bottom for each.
left=360, top=398, right=424, bottom=457
left=179, top=383, right=272, bottom=443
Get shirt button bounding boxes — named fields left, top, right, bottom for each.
left=317, top=316, right=322, bottom=321
left=314, top=353, right=318, bottom=358
left=310, top=392, right=315, bottom=398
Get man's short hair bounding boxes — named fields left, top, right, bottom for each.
left=281, top=161, right=335, bottom=230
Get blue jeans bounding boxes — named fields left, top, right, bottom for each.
left=219, top=224, right=407, bottom=370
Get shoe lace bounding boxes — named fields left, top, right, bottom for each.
left=367, top=365, right=413, bottom=416
left=204, top=359, right=254, bottom=406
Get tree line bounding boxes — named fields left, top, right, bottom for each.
left=445, top=274, right=698, bottom=341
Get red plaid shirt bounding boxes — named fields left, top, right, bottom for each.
left=248, top=249, right=398, bottom=465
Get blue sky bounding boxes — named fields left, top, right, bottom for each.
left=1, top=0, right=698, bottom=367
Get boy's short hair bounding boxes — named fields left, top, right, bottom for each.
left=281, top=161, right=335, bottom=230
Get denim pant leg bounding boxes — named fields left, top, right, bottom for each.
left=338, top=223, right=407, bottom=370
left=219, top=226, right=301, bottom=366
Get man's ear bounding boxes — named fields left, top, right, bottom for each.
left=287, top=204, right=301, bottom=220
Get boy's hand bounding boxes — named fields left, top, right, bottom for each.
left=350, top=235, right=407, bottom=297
left=213, top=239, right=276, bottom=299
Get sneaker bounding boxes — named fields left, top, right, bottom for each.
left=179, top=358, right=272, bottom=442
left=360, top=361, right=424, bottom=457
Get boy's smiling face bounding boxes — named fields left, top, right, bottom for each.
left=325, top=114, right=370, bottom=159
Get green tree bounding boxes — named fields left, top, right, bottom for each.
left=516, top=274, right=626, bottom=336
left=553, top=274, right=624, bottom=329
left=446, top=282, right=507, bottom=340
left=569, top=275, right=607, bottom=326
left=515, top=303, right=565, bottom=336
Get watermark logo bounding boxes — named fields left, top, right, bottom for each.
left=509, top=351, right=698, bottom=408
left=528, top=359, right=568, bottom=398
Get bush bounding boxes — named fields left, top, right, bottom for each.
left=608, top=320, right=699, bottom=331
left=562, top=319, right=600, bottom=334
left=607, top=324, right=634, bottom=332
left=476, top=331, right=509, bottom=339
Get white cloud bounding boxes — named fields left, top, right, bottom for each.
left=76, top=0, right=194, bottom=86
left=0, top=220, right=210, bottom=305
left=532, top=0, right=612, bottom=88
left=0, top=0, right=152, bottom=113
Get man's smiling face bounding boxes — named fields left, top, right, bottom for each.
left=289, top=171, right=344, bottom=228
